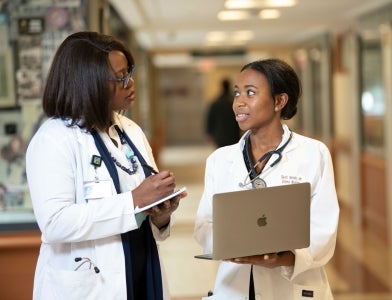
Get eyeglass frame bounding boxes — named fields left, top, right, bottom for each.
left=109, top=65, right=135, bottom=89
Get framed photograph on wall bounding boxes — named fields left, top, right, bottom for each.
left=0, top=49, right=16, bottom=108
left=0, top=108, right=38, bottom=231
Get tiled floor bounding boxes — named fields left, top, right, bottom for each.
left=157, top=145, right=392, bottom=300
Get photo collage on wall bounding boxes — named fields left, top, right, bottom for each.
left=0, top=0, right=87, bottom=219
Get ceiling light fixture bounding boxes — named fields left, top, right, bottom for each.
left=205, top=30, right=254, bottom=44
left=259, top=9, right=281, bottom=19
left=225, top=0, right=296, bottom=9
left=217, top=10, right=251, bottom=21
left=206, top=31, right=228, bottom=42
left=232, top=30, right=254, bottom=41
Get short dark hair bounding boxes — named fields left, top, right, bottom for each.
left=241, top=58, right=301, bottom=120
left=43, top=31, right=134, bottom=131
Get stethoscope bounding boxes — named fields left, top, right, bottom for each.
left=239, top=130, right=293, bottom=189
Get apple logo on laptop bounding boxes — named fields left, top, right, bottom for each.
left=257, top=214, right=267, bottom=227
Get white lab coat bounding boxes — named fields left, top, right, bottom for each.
left=26, top=113, right=172, bottom=300
left=194, top=124, right=339, bottom=300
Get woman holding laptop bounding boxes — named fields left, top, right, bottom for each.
left=194, top=58, right=339, bottom=299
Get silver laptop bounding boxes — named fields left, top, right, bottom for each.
left=195, top=182, right=310, bottom=260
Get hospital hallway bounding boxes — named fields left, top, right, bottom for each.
left=157, top=144, right=392, bottom=300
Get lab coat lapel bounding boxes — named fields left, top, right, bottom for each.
left=226, top=139, right=250, bottom=190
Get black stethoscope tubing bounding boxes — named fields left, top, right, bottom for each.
left=243, top=130, right=293, bottom=181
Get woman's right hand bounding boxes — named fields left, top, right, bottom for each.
left=131, top=170, right=175, bottom=209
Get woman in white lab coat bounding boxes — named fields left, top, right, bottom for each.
left=26, top=32, right=186, bottom=300
left=194, top=58, right=339, bottom=299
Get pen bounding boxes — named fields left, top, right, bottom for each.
left=142, top=164, right=159, bottom=175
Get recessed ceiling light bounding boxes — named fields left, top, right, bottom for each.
left=259, top=9, right=281, bottom=19
left=205, top=30, right=254, bottom=43
left=206, top=31, right=228, bottom=42
left=217, top=10, right=251, bottom=21
left=232, top=30, right=254, bottom=41
left=225, top=0, right=296, bottom=9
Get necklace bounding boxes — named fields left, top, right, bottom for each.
left=111, top=154, right=138, bottom=175
left=111, top=125, right=139, bottom=175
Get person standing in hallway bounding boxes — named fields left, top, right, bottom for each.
left=205, top=78, right=241, bottom=148
left=26, top=31, right=186, bottom=300
left=194, top=58, right=339, bottom=299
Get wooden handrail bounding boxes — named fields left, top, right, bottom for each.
left=0, top=232, right=41, bottom=249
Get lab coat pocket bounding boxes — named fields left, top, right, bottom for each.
left=41, top=265, right=104, bottom=300
left=293, top=283, right=330, bottom=299
left=83, top=179, right=112, bottom=202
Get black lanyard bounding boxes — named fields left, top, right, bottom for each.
left=91, top=128, right=163, bottom=300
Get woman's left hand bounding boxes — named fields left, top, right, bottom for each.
left=224, top=251, right=294, bottom=268
left=144, top=191, right=187, bottom=229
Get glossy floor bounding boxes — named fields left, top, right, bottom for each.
left=157, top=145, right=392, bottom=300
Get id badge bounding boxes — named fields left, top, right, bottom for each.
left=83, top=179, right=112, bottom=202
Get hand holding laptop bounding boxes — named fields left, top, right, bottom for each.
left=224, top=251, right=295, bottom=268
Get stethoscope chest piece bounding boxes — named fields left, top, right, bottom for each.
left=253, top=177, right=267, bottom=189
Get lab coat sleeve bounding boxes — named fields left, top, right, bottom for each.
left=26, top=126, right=139, bottom=243
left=138, top=129, right=173, bottom=241
left=285, top=143, right=339, bottom=280
left=193, top=154, right=215, bottom=254
left=150, top=215, right=172, bottom=241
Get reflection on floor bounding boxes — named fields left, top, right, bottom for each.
left=158, top=145, right=392, bottom=300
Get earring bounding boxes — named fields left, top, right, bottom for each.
left=274, top=107, right=278, bottom=112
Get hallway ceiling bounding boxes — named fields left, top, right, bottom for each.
left=110, top=0, right=391, bottom=51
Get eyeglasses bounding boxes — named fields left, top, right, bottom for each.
left=109, top=65, right=135, bottom=89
